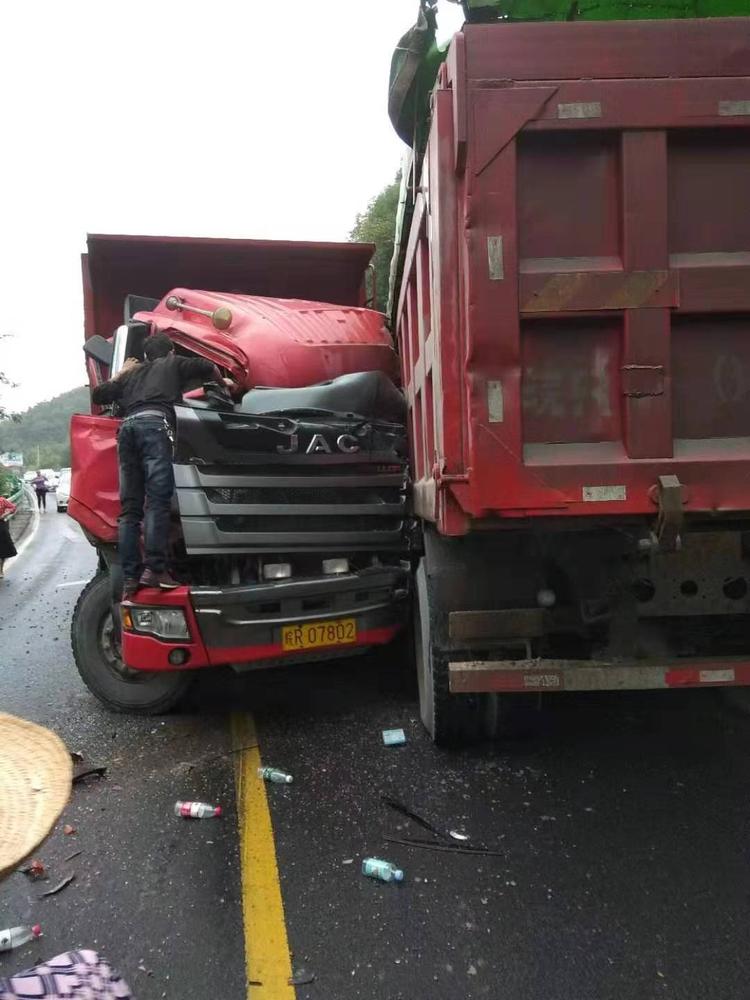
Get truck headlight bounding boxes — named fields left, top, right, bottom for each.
left=128, top=607, right=190, bottom=640
left=263, top=562, right=292, bottom=580
left=322, top=558, right=349, bottom=575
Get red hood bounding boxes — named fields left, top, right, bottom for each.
left=138, top=289, right=396, bottom=390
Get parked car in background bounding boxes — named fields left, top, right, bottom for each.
left=56, top=468, right=71, bottom=512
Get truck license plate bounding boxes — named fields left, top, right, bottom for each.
left=281, top=618, right=357, bottom=651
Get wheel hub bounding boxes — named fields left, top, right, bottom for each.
left=99, top=612, right=142, bottom=683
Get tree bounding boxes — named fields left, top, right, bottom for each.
left=350, top=174, right=401, bottom=313
left=0, top=335, right=17, bottom=421
left=0, top=385, right=89, bottom=469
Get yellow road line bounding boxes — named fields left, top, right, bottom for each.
left=231, top=713, right=296, bottom=999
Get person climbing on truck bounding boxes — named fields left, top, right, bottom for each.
left=91, top=332, right=233, bottom=600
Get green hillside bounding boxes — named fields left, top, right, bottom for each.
left=0, top=385, right=90, bottom=470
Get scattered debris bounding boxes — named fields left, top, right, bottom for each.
left=40, top=874, right=75, bottom=898
left=0, top=925, right=42, bottom=952
left=70, top=751, right=84, bottom=763
left=64, top=850, right=82, bottom=863
left=382, top=728, right=406, bottom=746
left=384, top=836, right=504, bottom=858
left=362, top=857, right=404, bottom=883
left=342, top=859, right=354, bottom=865
left=72, top=767, right=107, bottom=785
left=289, top=970, right=316, bottom=986
left=381, top=796, right=481, bottom=851
left=63, top=825, right=76, bottom=836
left=258, top=767, right=293, bottom=785
left=381, top=796, right=443, bottom=839
left=174, top=801, right=222, bottom=819
left=19, top=860, right=46, bottom=880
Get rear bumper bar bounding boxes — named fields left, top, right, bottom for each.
left=449, top=658, right=750, bottom=693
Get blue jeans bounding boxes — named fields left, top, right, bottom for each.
left=117, top=417, right=175, bottom=581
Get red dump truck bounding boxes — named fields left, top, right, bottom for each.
left=393, top=16, right=750, bottom=742
left=69, top=235, right=410, bottom=712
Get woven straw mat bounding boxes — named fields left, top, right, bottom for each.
left=0, top=713, right=72, bottom=879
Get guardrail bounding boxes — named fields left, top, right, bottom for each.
left=7, top=485, right=34, bottom=547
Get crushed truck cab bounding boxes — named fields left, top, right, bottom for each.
left=69, top=235, right=411, bottom=712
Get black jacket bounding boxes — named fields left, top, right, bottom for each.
left=92, top=355, right=217, bottom=422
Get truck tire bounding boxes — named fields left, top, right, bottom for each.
left=415, top=558, right=486, bottom=746
left=415, top=553, right=539, bottom=746
left=71, top=572, right=191, bottom=714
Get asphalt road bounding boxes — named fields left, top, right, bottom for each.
left=0, top=507, right=244, bottom=998
left=2, top=508, right=750, bottom=999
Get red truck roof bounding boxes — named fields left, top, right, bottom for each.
left=395, top=17, right=750, bottom=532
left=82, top=233, right=375, bottom=341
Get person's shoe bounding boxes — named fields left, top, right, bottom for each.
left=122, top=578, right=140, bottom=601
left=139, top=569, right=180, bottom=590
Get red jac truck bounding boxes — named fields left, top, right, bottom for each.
left=392, top=16, right=750, bottom=743
left=69, top=234, right=410, bottom=712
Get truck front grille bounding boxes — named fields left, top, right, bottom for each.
left=216, top=514, right=403, bottom=534
left=174, top=462, right=408, bottom=554
left=206, top=485, right=403, bottom=506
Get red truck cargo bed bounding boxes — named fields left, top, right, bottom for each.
left=83, top=233, right=375, bottom=342
left=395, top=17, right=750, bottom=533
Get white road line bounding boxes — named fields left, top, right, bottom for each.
left=3, top=488, right=40, bottom=576
left=55, top=579, right=89, bottom=589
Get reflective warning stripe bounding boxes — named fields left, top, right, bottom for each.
left=449, top=660, right=750, bottom=694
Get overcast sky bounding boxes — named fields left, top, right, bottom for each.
left=0, top=0, right=463, bottom=413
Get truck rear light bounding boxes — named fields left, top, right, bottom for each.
left=263, top=562, right=292, bottom=580
left=322, top=558, right=349, bottom=575
left=130, top=607, right=190, bottom=640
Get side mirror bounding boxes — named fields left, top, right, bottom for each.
left=124, top=294, right=159, bottom=323
left=83, top=335, right=114, bottom=367
left=125, top=321, right=150, bottom=361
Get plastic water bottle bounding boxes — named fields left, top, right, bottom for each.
left=0, top=925, right=42, bottom=952
left=174, top=801, right=223, bottom=819
left=362, top=858, right=404, bottom=883
left=258, top=767, right=293, bottom=785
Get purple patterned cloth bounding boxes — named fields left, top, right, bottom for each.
left=0, top=951, right=131, bottom=999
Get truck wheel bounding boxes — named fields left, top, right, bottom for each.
left=71, top=572, right=191, bottom=714
left=415, top=557, right=539, bottom=745
left=415, top=559, right=485, bottom=746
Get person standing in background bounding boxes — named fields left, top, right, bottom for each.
left=0, top=493, right=17, bottom=578
left=30, top=470, right=48, bottom=511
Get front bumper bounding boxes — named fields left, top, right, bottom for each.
left=121, top=566, right=409, bottom=672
